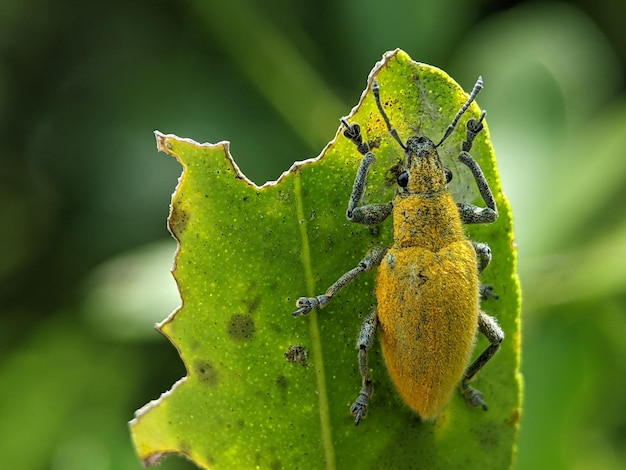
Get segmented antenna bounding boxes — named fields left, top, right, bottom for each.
left=436, top=76, right=483, bottom=148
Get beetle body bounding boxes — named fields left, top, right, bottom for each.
left=293, top=77, right=503, bottom=425
left=377, top=137, right=479, bottom=418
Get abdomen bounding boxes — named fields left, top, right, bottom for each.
left=376, top=241, right=479, bottom=419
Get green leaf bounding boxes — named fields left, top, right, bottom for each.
left=129, top=49, right=521, bottom=469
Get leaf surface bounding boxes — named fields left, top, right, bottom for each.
left=130, top=49, right=522, bottom=469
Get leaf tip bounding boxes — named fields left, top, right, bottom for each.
left=154, top=131, right=173, bottom=155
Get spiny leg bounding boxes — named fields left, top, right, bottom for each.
left=293, top=246, right=387, bottom=316
left=460, top=310, right=504, bottom=410
left=350, top=308, right=378, bottom=426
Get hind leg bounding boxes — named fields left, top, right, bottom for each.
left=350, top=308, right=378, bottom=425
left=460, top=310, right=504, bottom=410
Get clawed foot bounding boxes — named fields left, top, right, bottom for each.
left=462, top=110, right=486, bottom=152
left=292, top=295, right=330, bottom=316
left=480, top=283, right=499, bottom=300
left=350, top=390, right=370, bottom=426
left=461, top=381, right=488, bottom=411
left=340, top=119, right=370, bottom=155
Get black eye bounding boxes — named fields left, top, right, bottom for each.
left=397, top=171, right=409, bottom=188
left=444, top=168, right=453, bottom=184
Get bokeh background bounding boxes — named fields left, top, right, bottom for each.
left=1, top=1, right=625, bottom=469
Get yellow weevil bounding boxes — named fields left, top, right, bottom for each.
left=293, top=76, right=504, bottom=425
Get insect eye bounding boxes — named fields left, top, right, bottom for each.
left=444, top=168, right=453, bottom=184
left=397, top=171, right=409, bottom=188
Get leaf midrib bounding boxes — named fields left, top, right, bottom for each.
left=294, top=169, right=336, bottom=470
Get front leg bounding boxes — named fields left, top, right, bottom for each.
left=457, top=150, right=498, bottom=224
left=293, top=246, right=387, bottom=316
left=341, top=119, right=393, bottom=225
left=462, top=109, right=486, bottom=153
left=346, top=151, right=392, bottom=225
left=456, top=110, right=498, bottom=225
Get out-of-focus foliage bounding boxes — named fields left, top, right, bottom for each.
left=0, top=1, right=624, bottom=469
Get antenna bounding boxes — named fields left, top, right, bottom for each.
left=373, top=80, right=406, bottom=150
left=436, top=76, right=483, bottom=148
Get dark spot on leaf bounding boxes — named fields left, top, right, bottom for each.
left=179, top=441, right=191, bottom=456
left=505, top=408, right=521, bottom=426
left=245, top=295, right=262, bottom=314
left=227, top=314, right=255, bottom=341
left=169, top=205, right=189, bottom=235
left=276, top=375, right=288, bottom=389
left=195, top=360, right=218, bottom=386
left=284, top=344, right=309, bottom=367
left=474, top=423, right=501, bottom=448
left=367, top=136, right=381, bottom=150
left=271, top=459, right=282, bottom=470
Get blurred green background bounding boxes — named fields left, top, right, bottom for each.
left=1, top=0, right=625, bottom=469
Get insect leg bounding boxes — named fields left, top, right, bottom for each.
left=348, top=201, right=393, bottom=225
left=346, top=151, right=393, bottom=225
left=340, top=119, right=394, bottom=225
left=472, top=241, right=492, bottom=273
left=460, top=311, right=504, bottom=410
left=350, top=308, right=378, bottom=426
left=292, top=246, right=387, bottom=316
left=480, top=283, right=499, bottom=301
left=455, top=109, right=498, bottom=225
left=462, top=109, right=486, bottom=153
left=472, top=241, right=498, bottom=300
left=457, top=149, right=498, bottom=224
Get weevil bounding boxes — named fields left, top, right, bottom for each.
left=292, top=76, right=504, bottom=425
